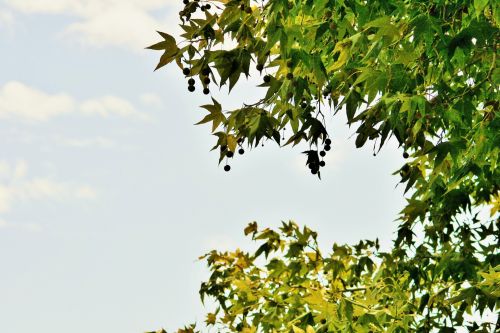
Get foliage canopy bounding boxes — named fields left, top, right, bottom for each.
left=180, top=221, right=497, bottom=332
left=148, top=0, right=499, bottom=332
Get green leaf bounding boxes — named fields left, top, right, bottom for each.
left=196, top=98, right=225, bottom=132
left=148, top=31, right=179, bottom=70
left=419, top=293, right=430, bottom=312
left=474, top=0, right=489, bottom=16
left=244, top=222, right=258, bottom=236
left=327, top=41, right=350, bottom=71
left=227, top=135, right=237, bottom=152
left=345, top=90, right=360, bottom=124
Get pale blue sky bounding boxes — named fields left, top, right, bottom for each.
left=0, top=1, right=408, bottom=332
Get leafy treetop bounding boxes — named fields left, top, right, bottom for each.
left=149, top=0, right=499, bottom=248
left=147, top=0, right=499, bottom=332
left=148, top=221, right=499, bottom=333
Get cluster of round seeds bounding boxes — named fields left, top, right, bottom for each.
left=184, top=68, right=196, bottom=92
left=322, top=84, right=332, bottom=98
left=286, top=60, right=294, bottom=80
left=184, top=66, right=212, bottom=94
left=180, top=0, right=212, bottom=21
left=200, top=3, right=211, bottom=11
left=221, top=138, right=246, bottom=172
left=309, top=138, right=331, bottom=175
left=239, top=3, right=252, bottom=14
left=201, top=68, right=211, bottom=95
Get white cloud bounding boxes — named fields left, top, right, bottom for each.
left=80, top=95, right=149, bottom=120
left=0, top=161, right=11, bottom=179
left=4, top=0, right=170, bottom=14
left=62, top=136, right=117, bottom=149
left=0, top=81, right=75, bottom=121
left=2, top=0, right=75, bottom=13
left=13, top=160, right=28, bottom=179
left=75, top=185, right=97, bottom=199
left=18, top=178, right=69, bottom=200
left=4, top=0, right=177, bottom=50
left=64, top=6, right=165, bottom=50
left=0, top=161, right=97, bottom=214
left=0, top=81, right=149, bottom=122
left=0, top=218, right=43, bottom=232
left=0, top=187, right=11, bottom=213
left=140, top=93, right=163, bottom=108
left=0, top=8, right=14, bottom=29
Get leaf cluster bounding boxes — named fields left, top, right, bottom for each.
left=151, top=221, right=499, bottom=332
left=148, top=0, right=500, bottom=331
left=150, top=0, right=499, bottom=245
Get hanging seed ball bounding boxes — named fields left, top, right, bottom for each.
left=324, top=144, right=331, bottom=151
left=263, top=75, right=271, bottom=83
left=403, top=152, right=409, bottom=159
left=256, top=63, right=264, bottom=71
left=224, top=165, right=231, bottom=172
left=188, top=85, right=195, bottom=92
left=203, top=88, right=210, bottom=95
left=188, top=78, right=195, bottom=85
left=226, top=151, right=234, bottom=158
left=182, top=67, right=191, bottom=75
left=286, top=72, right=294, bottom=80
left=205, top=4, right=211, bottom=9
left=325, top=138, right=332, bottom=145
left=238, top=148, right=245, bottom=155
left=203, top=77, right=210, bottom=84
left=183, top=0, right=189, bottom=4
left=202, top=67, right=210, bottom=76
left=320, top=161, right=326, bottom=167
left=320, top=150, right=326, bottom=157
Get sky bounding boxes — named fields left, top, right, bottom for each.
left=0, top=1, right=410, bottom=332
